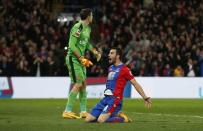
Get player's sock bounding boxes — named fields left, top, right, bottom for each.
left=65, top=91, right=78, bottom=112
left=79, top=89, right=87, bottom=112
left=105, top=116, right=124, bottom=123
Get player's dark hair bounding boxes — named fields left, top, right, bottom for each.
left=80, top=8, right=92, bottom=20
left=111, top=47, right=123, bottom=60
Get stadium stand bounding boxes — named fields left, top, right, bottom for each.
left=0, top=0, right=203, bottom=76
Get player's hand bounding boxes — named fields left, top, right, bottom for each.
left=144, top=97, right=152, bottom=108
left=79, top=56, right=93, bottom=67
left=95, top=52, right=101, bottom=62
left=93, top=49, right=101, bottom=62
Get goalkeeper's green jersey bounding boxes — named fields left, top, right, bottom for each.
left=67, top=20, right=93, bottom=60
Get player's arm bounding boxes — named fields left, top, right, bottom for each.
left=123, top=67, right=151, bottom=108
left=130, top=79, right=152, bottom=108
left=130, top=79, right=148, bottom=99
left=69, top=34, right=81, bottom=59
left=86, top=43, right=101, bottom=62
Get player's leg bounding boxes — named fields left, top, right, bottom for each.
left=63, top=83, right=82, bottom=119
left=97, top=113, right=111, bottom=123
left=106, top=101, right=131, bottom=123
left=105, top=103, right=129, bottom=123
left=85, top=98, right=106, bottom=122
left=63, top=56, right=83, bottom=119
left=97, top=96, right=129, bottom=123
left=97, top=112, right=126, bottom=123
left=85, top=113, right=97, bottom=122
left=97, top=103, right=124, bottom=123
left=97, top=107, right=125, bottom=123
left=95, top=96, right=118, bottom=123
left=116, top=112, right=132, bottom=122
left=65, top=83, right=81, bottom=112
left=79, top=72, right=88, bottom=118
left=106, top=105, right=131, bottom=123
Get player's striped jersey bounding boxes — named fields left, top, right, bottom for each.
left=106, top=63, right=134, bottom=98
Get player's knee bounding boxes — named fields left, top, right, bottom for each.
left=85, top=114, right=96, bottom=122
left=71, top=83, right=83, bottom=92
left=85, top=117, right=91, bottom=122
left=97, top=118, right=105, bottom=123
left=75, top=83, right=83, bottom=88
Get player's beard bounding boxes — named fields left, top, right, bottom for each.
left=109, top=57, right=116, bottom=64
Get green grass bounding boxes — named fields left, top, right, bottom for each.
left=0, top=99, right=203, bottom=131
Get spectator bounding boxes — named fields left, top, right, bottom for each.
left=162, top=64, right=172, bottom=76
left=185, top=58, right=196, bottom=77
left=0, top=0, right=203, bottom=77
left=174, top=65, right=185, bottom=77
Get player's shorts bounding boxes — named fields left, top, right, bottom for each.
left=66, top=55, right=86, bottom=84
left=90, top=95, right=123, bottom=118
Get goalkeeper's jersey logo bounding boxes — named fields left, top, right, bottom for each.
left=74, top=29, right=81, bottom=37
left=73, top=23, right=83, bottom=38
left=79, top=38, right=88, bottom=45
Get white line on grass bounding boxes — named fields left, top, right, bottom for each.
left=130, top=112, right=203, bottom=119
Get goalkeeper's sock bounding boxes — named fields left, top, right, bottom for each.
left=79, top=89, right=87, bottom=112
left=105, top=117, right=124, bottom=123
left=65, top=91, right=78, bottom=112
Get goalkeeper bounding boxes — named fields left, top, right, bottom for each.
left=62, top=8, right=101, bottom=119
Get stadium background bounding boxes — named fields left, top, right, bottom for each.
left=0, top=0, right=203, bottom=77
left=0, top=0, right=203, bottom=131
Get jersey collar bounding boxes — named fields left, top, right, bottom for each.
left=80, top=20, right=88, bottom=28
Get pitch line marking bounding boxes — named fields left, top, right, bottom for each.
left=129, top=112, right=203, bottom=119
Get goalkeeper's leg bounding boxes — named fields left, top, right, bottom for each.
left=79, top=81, right=88, bottom=118
left=65, top=83, right=82, bottom=112
left=63, top=56, right=86, bottom=119
left=63, top=83, right=82, bottom=119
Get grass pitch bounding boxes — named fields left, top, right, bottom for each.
left=0, top=99, right=203, bottom=131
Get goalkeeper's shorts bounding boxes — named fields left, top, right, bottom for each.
left=90, top=95, right=123, bottom=118
left=66, top=55, right=86, bottom=84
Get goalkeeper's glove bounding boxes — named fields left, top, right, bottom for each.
left=93, top=49, right=101, bottom=62
left=79, top=56, right=93, bottom=67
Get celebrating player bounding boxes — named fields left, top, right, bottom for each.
left=85, top=47, right=151, bottom=123
left=62, top=8, right=101, bottom=119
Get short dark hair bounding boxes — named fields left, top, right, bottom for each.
left=111, top=47, right=123, bottom=60
left=80, top=8, right=92, bottom=20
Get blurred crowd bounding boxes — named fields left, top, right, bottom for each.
left=0, top=0, right=203, bottom=77
left=96, top=0, right=203, bottom=77
left=0, top=0, right=67, bottom=76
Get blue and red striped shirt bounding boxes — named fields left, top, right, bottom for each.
left=106, top=63, right=134, bottom=98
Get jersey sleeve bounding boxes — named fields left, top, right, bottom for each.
left=69, top=33, right=78, bottom=52
left=68, top=26, right=81, bottom=53
left=71, top=25, right=82, bottom=38
left=86, top=42, right=93, bottom=51
left=122, top=66, right=134, bottom=81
